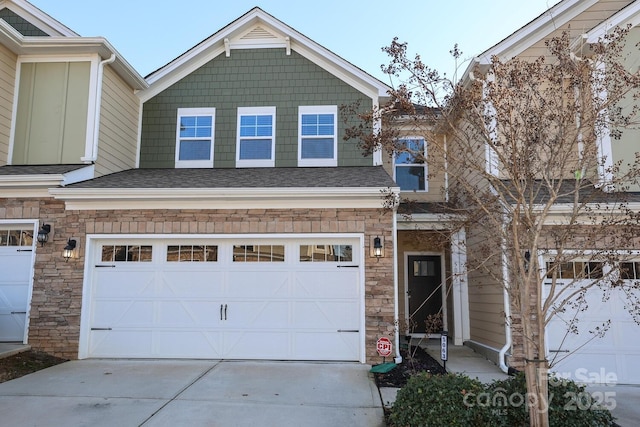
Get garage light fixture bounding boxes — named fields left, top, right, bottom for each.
left=37, top=223, right=51, bottom=246
left=373, top=236, right=383, bottom=258
left=63, top=239, right=77, bottom=261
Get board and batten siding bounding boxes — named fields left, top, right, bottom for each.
left=0, top=43, right=16, bottom=166
left=94, top=66, right=140, bottom=177
left=140, top=48, right=373, bottom=168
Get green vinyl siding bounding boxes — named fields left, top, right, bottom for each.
left=0, top=8, right=49, bottom=37
left=140, top=48, right=372, bottom=168
left=12, top=62, right=90, bottom=165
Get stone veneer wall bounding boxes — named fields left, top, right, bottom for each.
left=2, top=199, right=395, bottom=363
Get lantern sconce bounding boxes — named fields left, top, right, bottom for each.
left=63, top=238, right=77, bottom=262
left=371, top=235, right=384, bottom=258
left=37, top=223, right=51, bottom=246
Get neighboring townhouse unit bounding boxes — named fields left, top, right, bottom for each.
left=0, top=0, right=146, bottom=353
left=447, top=0, right=640, bottom=385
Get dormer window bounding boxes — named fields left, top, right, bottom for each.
left=298, top=106, right=337, bottom=167
left=175, top=108, right=215, bottom=168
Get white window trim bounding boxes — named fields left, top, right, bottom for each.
left=236, top=106, right=276, bottom=168
left=393, top=136, right=428, bottom=192
left=298, top=105, right=338, bottom=167
left=175, top=107, right=216, bottom=168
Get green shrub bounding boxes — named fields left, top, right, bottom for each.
left=390, top=372, right=488, bottom=427
left=486, top=373, right=615, bottom=427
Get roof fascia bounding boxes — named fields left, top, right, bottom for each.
left=586, top=2, right=640, bottom=43
left=460, top=0, right=597, bottom=83
left=140, top=8, right=390, bottom=103
left=0, top=21, right=146, bottom=90
left=0, top=0, right=78, bottom=37
left=49, top=186, right=398, bottom=211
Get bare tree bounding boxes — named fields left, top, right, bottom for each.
left=345, top=28, right=640, bottom=426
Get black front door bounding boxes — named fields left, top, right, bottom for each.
left=407, top=255, right=442, bottom=334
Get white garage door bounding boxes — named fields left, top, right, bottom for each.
left=546, top=261, right=640, bottom=385
left=83, top=237, right=362, bottom=361
left=0, top=225, right=35, bottom=342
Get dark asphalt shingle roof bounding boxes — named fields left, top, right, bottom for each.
left=0, top=164, right=88, bottom=175
left=66, top=167, right=397, bottom=189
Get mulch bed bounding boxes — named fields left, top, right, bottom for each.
left=0, top=350, right=68, bottom=383
left=373, top=344, right=447, bottom=388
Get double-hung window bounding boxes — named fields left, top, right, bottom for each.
left=236, top=106, right=276, bottom=167
left=175, top=108, right=215, bottom=168
left=298, top=106, right=337, bottom=167
left=394, top=137, right=427, bottom=191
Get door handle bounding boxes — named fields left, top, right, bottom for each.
left=224, top=304, right=228, bottom=320
left=220, top=304, right=223, bottom=320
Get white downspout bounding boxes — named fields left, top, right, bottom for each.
left=86, top=54, right=116, bottom=162
left=498, top=211, right=512, bottom=373
left=393, top=204, right=402, bottom=363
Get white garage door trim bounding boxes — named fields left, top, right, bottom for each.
left=79, top=233, right=366, bottom=362
left=0, top=220, right=37, bottom=344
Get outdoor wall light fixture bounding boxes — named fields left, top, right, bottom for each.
left=373, top=236, right=383, bottom=258
left=63, top=239, right=77, bottom=261
left=36, top=224, right=51, bottom=246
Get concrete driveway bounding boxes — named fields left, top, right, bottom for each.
left=0, top=359, right=384, bottom=427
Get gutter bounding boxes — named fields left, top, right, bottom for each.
left=83, top=54, right=116, bottom=163
left=393, top=201, right=402, bottom=363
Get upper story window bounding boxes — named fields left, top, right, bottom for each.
left=394, top=137, right=427, bottom=191
left=298, top=106, right=337, bottom=167
left=175, top=108, right=215, bottom=168
left=236, top=106, right=276, bottom=167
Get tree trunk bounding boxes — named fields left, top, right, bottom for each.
left=523, top=334, right=550, bottom=426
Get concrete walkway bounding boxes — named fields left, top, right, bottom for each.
left=0, top=359, right=384, bottom=427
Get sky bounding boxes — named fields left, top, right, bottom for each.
left=28, top=0, right=560, bottom=83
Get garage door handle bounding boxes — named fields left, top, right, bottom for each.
left=11, top=311, right=26, bottom=314
left=91, top=327, right=112, bottom=331
left=337, top=265, right=359, bottom=268
left=549, top=349, right=570, bottom=353
left=95, top=265, right=116, bottom=268
left=220, top=304, right=223, bottom=320
left=337, top=329, right=359, bottom=333
left=16, top=249, right=33, bottom=252
left=224, top=304, right=228, bottom=320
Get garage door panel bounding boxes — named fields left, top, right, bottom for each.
left=293, top=332, right=359, bottom=361
left=294, top=271, right=359, bottom=298
left=226, top=301, right=289, bottom=329
left=92, top=300, right=153, bottom=326
left=227, top=271, right=289, bottom=298
left=224, top=331, right=289, bottom=359
left=157, top=301, right=221, bottom=326
left=155, top=331, right=223, bottom=358
left=0, top=252, right=32, bottom=282
left=161, top=271, right=224, bottom=297
left=94, top=271, right=156, bottom=297
left=89, top=330, right=153, bottom=358
left=0, top=313, right=25, bottom=341
left=293, top=301, right=359, bottom=329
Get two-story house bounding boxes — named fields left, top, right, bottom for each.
left=1, top=2, right=401, bottom=364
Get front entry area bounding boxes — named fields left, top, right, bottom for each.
left=406, top=255, right=443, bottom=334
left=79, top=235, right=363, bottom=361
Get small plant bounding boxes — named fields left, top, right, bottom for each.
left=390, top=372, right=488, bottom=426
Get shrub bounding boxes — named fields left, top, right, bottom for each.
left=390, top=372, right=488, bottom=426
left=486, top=373, right=615, bottom=427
